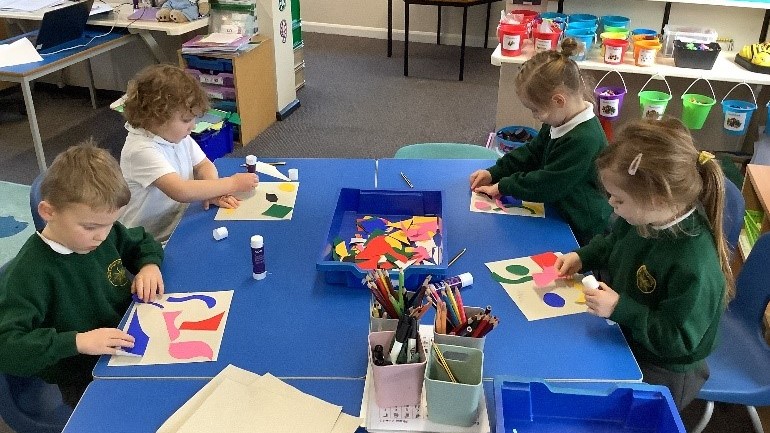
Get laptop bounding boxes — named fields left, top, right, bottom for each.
left=28, top=0, right=94, bottom=51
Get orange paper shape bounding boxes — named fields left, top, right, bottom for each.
left=179, top=312, right=225, bottom=331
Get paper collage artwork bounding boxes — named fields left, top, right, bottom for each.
left=470, top=192, right=545, bottom=218
left=330, top=215, right=442, bottom=270
left=215, top=182, right=299, bottom=221
left=109, top=290, right=233, bottom=366
left=485, top=252, right=587, bottom=321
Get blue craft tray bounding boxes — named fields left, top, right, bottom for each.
left=494, top=377, right=685, bottom=433
left=317, top=188, right=446, bottom=288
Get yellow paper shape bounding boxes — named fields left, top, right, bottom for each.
left=387, top=230, right=409, bottom=245
left=278, top=182, right=296, bottom=192
left=334, top=241, right=350, bottom=259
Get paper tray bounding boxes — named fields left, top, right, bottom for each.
left=317, top=188, right=446, bottom=288
left=494, top=377, right=686, bottom=433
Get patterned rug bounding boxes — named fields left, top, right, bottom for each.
left=0, top=181, right=34, bottom=267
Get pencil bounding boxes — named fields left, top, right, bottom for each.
left=400, top=172, right=414, bottom=188
left=266, top=162, right=286, bottom=165
left=447, top=248, right=466, bottom=267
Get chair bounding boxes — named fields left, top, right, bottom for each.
left=29, top=172, right=45, bottom=231
left=723, top=178, right=745, bottom=255
left=691, top=232, right=770, bottom=433
left=403, top=0, right=494, bottom=81
left=0, top=264, right=73, bottom=433
left=394, top=142, right=499, bottom=159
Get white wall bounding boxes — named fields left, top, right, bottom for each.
left=302, top=0, right=765, bottom=52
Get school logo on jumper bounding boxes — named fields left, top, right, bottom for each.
left=107, top=259, right=129, bottom=287
left=636, top=265, right=656, bottom=294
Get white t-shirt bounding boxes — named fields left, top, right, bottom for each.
left=119, top=123, right=206, bottom=243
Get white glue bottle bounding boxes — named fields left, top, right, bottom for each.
left=251, top=235, right=266, bottom=280
left=582, top=275, right=600, bottom=290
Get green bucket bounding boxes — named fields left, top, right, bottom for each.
left=638, top=74, right=672, bottom=120
left=639, top=90, right=672, bottom=119
left=681, top=94, right=716, bottom=129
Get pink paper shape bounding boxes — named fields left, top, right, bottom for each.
left=532, top=265, right=559, bottom=287
left=474, top=201, right=492, bottom=210
left=163, top=311, right=182, bottom=341
left=168, top=341, right=214, bottom=360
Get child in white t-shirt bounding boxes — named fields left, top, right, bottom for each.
left=120, top=64, right=258, bottom=243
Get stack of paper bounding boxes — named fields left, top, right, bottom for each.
left=158, top=365, right=360, bottom=433
left=0, top=0, right=63, bottom=12
left=181, top=33, right=252, bottom=55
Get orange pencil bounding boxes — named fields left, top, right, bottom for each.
left=453, top=286, right=466, bottom=323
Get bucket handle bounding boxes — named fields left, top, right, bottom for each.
left=638, top=73, right=671, bottom=96
left=594, top=70, right=627, bottom=93
left=722, top=82, right=757, bottom=105
left=681, top=77, right=715, bottom=100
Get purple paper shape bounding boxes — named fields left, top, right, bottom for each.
left=128, top=7, right=160, bottom=21
left=166, top=294, right=217, bottom=309
left=123, top=311, right=150, bottom=356
left=499, top=196, right=523, bottom=207
left=360, top=218, right=387, bottom=233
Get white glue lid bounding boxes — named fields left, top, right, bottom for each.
left=288, top=168, right=298, bottom=181
left=253, top=272, right=266, bottom=280
left=582, top=275, right=600, bottom=290
left=246, top=155, right=257, bottom=165
left=212, top=227, right=228, bottom=240
left=459, top=272, right=473, bottom=287
left=250, top=235, right=263, bottom=248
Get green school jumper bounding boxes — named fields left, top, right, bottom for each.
left=576, top=213, right=726, bottom=372
left=487, top=119, right=612, bottom=244
left=0, top=223, right=163, bottom=386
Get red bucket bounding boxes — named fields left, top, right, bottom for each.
left=602, top=38, right=628, bottom=65
left=509, top=9, right=539, bottom=34
left=499, top=23, right=528, bottom=56
left=532, top=28, right=561, bottom=53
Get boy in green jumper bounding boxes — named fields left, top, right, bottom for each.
left=0, top=142, right=164, bottom=407
left=556, top=118, right=734, bottom=410
left=470, top=40, right=612, bottom=245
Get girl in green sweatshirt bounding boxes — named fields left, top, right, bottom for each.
left=556, top=118, right=735, bottom=410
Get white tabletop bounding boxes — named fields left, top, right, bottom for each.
left=491, top=43, right=770, bottom=86
left=0, top=1, right=208, bottom=36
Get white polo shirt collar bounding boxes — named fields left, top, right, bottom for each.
left=550, top=102, right=595, bottom=139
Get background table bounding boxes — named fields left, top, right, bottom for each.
left=94, top=157, right=640, bottom=383
left=0, top=30, right=134, bottom=172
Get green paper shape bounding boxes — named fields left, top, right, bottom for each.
left=262, top=204, right=293, bottom=218
left=491, top=272, right=533, bottom=285
left=506, top=264, right=530, bottom=275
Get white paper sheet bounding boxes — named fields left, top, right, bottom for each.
left=0, top=38, right=42, bottom=68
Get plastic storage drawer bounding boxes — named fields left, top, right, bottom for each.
left=181, top=54, right=234, bottom=73
left=185, top=69, right=235, bottom=87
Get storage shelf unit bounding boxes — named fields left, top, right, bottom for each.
left=180, top=36, right=277, bottom=145
left=738, top=164, right=770, bottom=262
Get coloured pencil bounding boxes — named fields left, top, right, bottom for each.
left=432, top=344, right=457, bottom=383
left=453, top=286, right=466, bottom=323
left=400, top=171, right=414, bottom=188
left=447, top=248, right=466, bottom=267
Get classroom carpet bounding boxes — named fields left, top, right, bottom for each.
left=0, top=181, right=34, bottom=267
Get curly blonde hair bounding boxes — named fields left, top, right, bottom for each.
left=123, top=64, right=209, bottom=130
left=41, top=139, right=130, bottom=212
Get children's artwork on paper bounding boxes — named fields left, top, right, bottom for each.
left=109, top=290, right=233, bottom=366
left=215, top=182, right=299, bottom=221
left=485, top=252, right=587, bottom=321
left=470, top=192, right=545, bottom=218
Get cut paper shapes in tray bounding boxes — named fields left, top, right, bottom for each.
left=485, top=252, right=587, bottom=321
left=109, top=290, right=233, bottom=366
left=215, top=182, right=299, bottom=221
left=330, top=215, right=442, bottom=271
left=470, top=192, right=544, bottom=218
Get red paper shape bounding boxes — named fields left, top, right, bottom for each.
left=531, top=251, right=558, bottom=269
left=179, top=312, right=225, bottom=331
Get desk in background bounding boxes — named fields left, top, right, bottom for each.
left=93, top=158, right=640, bottom=382
left=0, top=30, right=135, bottom=172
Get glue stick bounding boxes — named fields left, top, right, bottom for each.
left=582, top=275, right=600, bottom=290
left=427, top=273, right=473, bottom=291
left=245, top=155, right=257, bottom=173
left=250, top=235, right=266, bottom=280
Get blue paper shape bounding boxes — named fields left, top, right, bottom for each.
left=167, top=294, right=217, bottom=309
left=124, top=312, right=149, bottom=356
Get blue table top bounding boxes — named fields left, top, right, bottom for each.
left=377, top=159, right=641, bottom=381
left=0, top=29, right=130, bottom=75
left=93, top=158, right=640, bottom=382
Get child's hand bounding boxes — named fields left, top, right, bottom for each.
left=474, top=183, right=501, bottom=199
left=469, top=169, right=492, bottom=190
left=203, top=194, right=240, bottom=210
left=555, top=252, right=582, bottom=276
left=583, top=282, right=619, bottom=318
left=75, top=328, right=135, bottom=355
left=132, top=264, right=164, bottom=302
left=230, top=173, right=259, bottom=192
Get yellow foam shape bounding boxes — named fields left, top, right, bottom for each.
left=278, top=183, right=296, bottom=192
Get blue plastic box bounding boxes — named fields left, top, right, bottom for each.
left=494, top=377, right=686, bottom=433
left=192, top=122, right=234, bottom=161
left=317, top=188, right=446, bottom=288
left=182, top=54, right=234, bottom=73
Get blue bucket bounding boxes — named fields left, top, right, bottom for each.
left=721, top=83, right=758, bottom=136
left=631, top=28, right=657, bottom=37
left=601, top=15, right=630, bottom=31
left=496, top=126, right=538, bottom=155
left=566, top=20, right=598, bottom=33
left=568, top=13, right=598, bottom=25
left=564, top=28, right=596, bottom=61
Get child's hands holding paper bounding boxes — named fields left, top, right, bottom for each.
left=469, top=169, right=492, bottom=190
left=474, top=183, right=501, bottom=199
left=76, top=328, right=135, bottom=355
left=555, top=252, right=582, bottom=276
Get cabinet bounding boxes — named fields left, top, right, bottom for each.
left=738, top=164, right=770, bottom=262
left=180, top=36, right=277, bottom=145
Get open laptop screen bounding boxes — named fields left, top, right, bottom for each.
left=34, top=0, right=95, bottom=50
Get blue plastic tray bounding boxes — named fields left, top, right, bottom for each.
left=191, top=122, right=234, bottom=161
left=494, top=377, right=685, bottom=433
left=317, top=188, right=446, bottom=288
